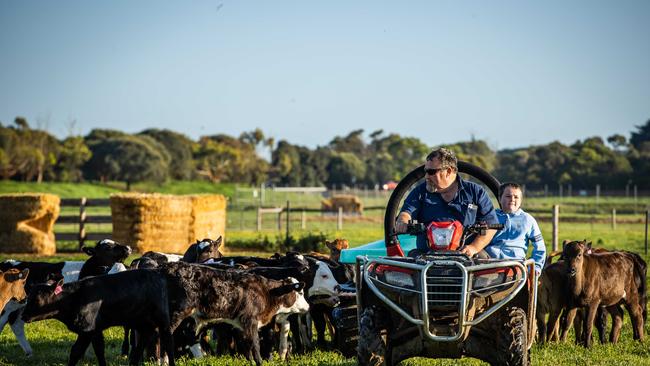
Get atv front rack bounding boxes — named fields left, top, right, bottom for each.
left=359, top=255, right=533, bottom=342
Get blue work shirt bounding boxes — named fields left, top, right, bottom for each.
left=400, top=176, right=499, bottom=250
left=485, top=208, right=546, bottom=273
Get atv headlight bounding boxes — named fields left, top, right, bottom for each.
left=384, top=271, right=415, bottom=287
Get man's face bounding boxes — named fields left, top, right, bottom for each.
left=424, top=158, right=456, bottom=193
left=500, top=186, right=522, bottom=213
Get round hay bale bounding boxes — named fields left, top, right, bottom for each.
left=0, top=194, right=60, bottom=254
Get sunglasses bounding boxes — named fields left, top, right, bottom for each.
left=424, top=167, right=444, bottom=175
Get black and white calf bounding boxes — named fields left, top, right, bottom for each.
left=21, top=269, right=175, bottom=366
left=0, top=239, right=131, bottom=356
left=135, top=237, right=223, bottom=268
left=160, top=261, right=310, bottom=366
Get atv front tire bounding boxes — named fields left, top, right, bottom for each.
left=357, top=306, right=389, bottom=366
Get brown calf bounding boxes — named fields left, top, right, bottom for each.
left=325, top=238, right=349, bottom=262
left=0, top=269, right=29, bottom=311
left=562, top=240, right=645, bottom=347
left=536, top=261, right=566, bottom=342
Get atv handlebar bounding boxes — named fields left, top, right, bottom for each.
left=394, top=221, right=504, bottom=236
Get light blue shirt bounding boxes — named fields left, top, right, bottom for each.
left=485, top=208, right=546, bottom=273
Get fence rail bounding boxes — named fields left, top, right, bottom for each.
left=56, top=198, right=112, bottom=248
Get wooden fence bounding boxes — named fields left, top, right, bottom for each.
left=56, top=198, right=112, bottom=248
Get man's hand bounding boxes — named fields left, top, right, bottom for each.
left=460, top=245, right=477, bottom=257
left=395, top=221, right=408, bottom=233
left=395, top=212, right=411, bottom=233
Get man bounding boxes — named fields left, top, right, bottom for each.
left=485, top=182, right=546, bottom=274
left=395, top=147, right=499, bottom=256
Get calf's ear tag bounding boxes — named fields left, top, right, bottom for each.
left=54, top=285, right=63, bottom=295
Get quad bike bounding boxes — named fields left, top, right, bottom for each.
left=333, top=161, right=538, bottom=366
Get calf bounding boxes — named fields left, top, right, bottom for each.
left=140, top=237, right=223, bottom=267
left=563, top=240, right=645, bottom=347
left=325, top=238, right=349, bottom=262
left=536, top=260, right=567, bottom=343
left=0, top=239, right=131, bottom=356
left=160, top=261, right=309, bottom=366
left=21, top=269, right=175, bottom=366
left=121, top=237, right=223, bottom=356
left=0, top=269, right=29, bottom=310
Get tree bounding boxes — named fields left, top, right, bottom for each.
left=446, top=139, right=497, bottom=173
left=84, top=135, right=170, bottom=189
left=326, top=152, right=366, bottom=187
left=630, top=119, right=650, bottom=151
left=194, top=134, right=268, bottom=184
left=139, top=129, right=195, bottom=180
left=55, top=136, right=91, bottom=182
left=607, top=134, right=628, bottom=151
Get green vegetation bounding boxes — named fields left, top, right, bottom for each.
left=3, top=116, right=650, bottom=191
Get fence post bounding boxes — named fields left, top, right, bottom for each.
left=568, top=184, right=572, bottom=197
left=337, top=207, right=343, bottom=230
left=645, top=210, right=650, bottom=255
left=79, top=197, right=87, bottom=249
left=286, top=201, right=290, bottom=242
left=544, top=184, right=548, bottom=198
left=559, top=184, right=563, bottom=199
left=257, top=207, right=262, bottom=231
left=301, top=210, right=306, bottom=230
left=634, top=185, right=638, bottom=214
left=611, top=208, right=616, bottom=230
left=552, top=204, right=559, bottom=251
left=596, top=184, right=600, bottom=205
left=277, top=211, right=282, bottom=231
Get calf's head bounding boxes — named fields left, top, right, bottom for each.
left=562, top=240, right=591, bottom=277
left=22, top=277, right=64, bottom=323
left=83, top=239, right=132, bottom=265
left=0, top=268, right=29, bottom=306
left=183, top=236, right=223, bottom=263
left=308, top=261, right=341, bottom=298
left=325, top=238, right=349, bottom=262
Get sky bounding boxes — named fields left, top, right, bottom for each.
left=1, top=0, right=649, bottom=151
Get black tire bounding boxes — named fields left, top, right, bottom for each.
left=494, top=307, right=529, bottom=366
left=357, top=306, right=388, bottom=366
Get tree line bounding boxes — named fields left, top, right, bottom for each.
left=1, top=117, right=649, bottom=190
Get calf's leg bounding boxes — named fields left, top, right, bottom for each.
left=583, top=304, right=599, bottom=348
left=91, top=333, right=106, bottom=366
left=608, top=305, right=624, bottom=344
left=68, top=333, right=93, bottom=366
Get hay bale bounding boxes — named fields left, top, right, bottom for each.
left=0, top=194, right=60, bottom=254
left=321, top=194, right=363, bottom=215
left=188, top=194, right=227, bottom=248
left=110, top=193, right=226, bottom=253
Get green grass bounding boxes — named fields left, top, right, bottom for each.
left=2, top=181, right=650, bottom=365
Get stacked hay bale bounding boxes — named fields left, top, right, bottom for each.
left=0, top=194, right=60, bottom=254
left=111, top=193, right=226, bottom=253
left=188, top=194, right=227, bottom=245
left=321, top=194, right=363, bottom=216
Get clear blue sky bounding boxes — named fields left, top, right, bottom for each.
left=1, top=1, right=649, bottom=150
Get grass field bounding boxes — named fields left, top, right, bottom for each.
left=1, top=181, right=650, bottom=365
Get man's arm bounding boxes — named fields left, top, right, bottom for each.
left=395, top=211, right=412, bottom=233
left=459, top=229, right=497, bottom=257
